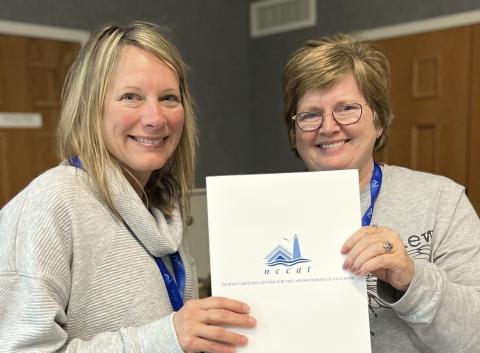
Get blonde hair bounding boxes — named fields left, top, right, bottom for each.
left=58, top=21, right=198, bottom=219
left=283, top=33, right=393, bottom=152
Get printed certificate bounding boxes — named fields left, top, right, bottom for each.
left=207, top=170, right=371, bottom=353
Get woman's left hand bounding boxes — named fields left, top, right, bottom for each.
left=341, top=225, right=415, bottom=291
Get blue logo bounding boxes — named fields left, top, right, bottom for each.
left=265, top=235, right=310, bottom=267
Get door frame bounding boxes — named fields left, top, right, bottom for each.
left=353, top=9, right=480, bottom=40
left=0, top=19, right=89, bottom=45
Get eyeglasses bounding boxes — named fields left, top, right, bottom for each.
left=292, top=103, right=364, bottom=132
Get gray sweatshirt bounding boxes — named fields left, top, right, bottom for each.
left=363, top=164, right=480, bottom=353
left=0, top=164, right=198, bottom=352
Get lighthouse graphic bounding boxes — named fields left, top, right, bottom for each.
left=265, top=235, right=310, bottom=267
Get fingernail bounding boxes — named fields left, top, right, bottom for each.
left=353, top=267, right=362, bottom=275
left=341, top=246, right=348, bottom=254
left=241, top=335, right=249, bottom=345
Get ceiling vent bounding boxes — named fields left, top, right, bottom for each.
left=250, top=0, right=317, bottom=38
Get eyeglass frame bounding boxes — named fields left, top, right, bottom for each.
left=291, top=102, right=365, bottom=132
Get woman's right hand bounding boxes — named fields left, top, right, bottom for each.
left=173, top=296, right=256, bottom=353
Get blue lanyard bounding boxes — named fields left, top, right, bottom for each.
left=69, top=156, right=83, bottom=169
left=154, top=253, right=186, bottom=311
left=361, top=161, right=382, bottom=227
left=68, top=155, right=186, bottom=311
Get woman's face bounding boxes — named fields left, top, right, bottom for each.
left=294, top=74, right=382, bottom=186
left=103, top=45, right=184, bottom=187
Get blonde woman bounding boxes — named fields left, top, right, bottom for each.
left=0, top=22, right=255, bottom=353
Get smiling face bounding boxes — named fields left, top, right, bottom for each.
left=103, top=45, right=184, bottom=187
left=295, top=74, right=383, bottom=188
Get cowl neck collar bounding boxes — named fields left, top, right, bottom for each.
left=105, top=167, right=183, bottom=258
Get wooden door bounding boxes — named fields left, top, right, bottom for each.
left=0, top=34, right=79, bottom=207
left=373, top=26, right=475, bottom=207
left=469, top=24, right=480, bottom=212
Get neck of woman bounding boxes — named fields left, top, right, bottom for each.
left=123, top=169, right=149, bottom=200
left=359, top=159, right=375, bottom=191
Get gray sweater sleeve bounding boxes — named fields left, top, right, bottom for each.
left=1, top=274, right=182, bottom=353
left=0, top=169, right=185, bottom=353
left=379, top=185, right=480, bottom=352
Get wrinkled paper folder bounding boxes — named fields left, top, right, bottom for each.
left=207, top=170, right=371, bottom=353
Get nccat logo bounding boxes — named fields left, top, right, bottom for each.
left=265, top=235, right=310, bottom=267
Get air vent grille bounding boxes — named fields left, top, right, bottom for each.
left=250, top=0, right=317, bottom=38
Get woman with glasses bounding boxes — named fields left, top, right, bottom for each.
left=0, top=22, right=256, bottom=353
left=283, top=34, right=480, bottom=353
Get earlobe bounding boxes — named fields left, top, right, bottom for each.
left=372, top=111, right=383, bottom=139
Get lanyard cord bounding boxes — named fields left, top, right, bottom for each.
left=361, top=161, right=382, bottom=227
left=154, top=253, right=186, bottom=311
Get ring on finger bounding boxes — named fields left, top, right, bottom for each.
left=383, top=241, right=393, bottom=254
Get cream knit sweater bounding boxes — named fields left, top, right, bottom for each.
left=0, top=164, right=198, bottom=352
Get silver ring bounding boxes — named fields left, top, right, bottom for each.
left=383, top=241, right=393, bottom=254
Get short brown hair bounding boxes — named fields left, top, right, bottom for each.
left=283, top=33, right=393, bottom=152
left=58, top=21, right=197, bottom=219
